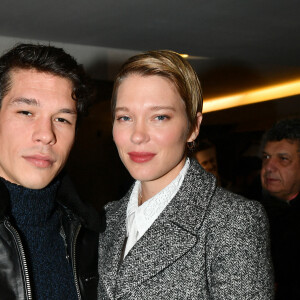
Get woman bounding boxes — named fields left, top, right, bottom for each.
left=98, top=50, right=273, bottom=299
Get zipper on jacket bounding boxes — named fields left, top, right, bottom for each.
left=72, top=223, right=82, bottom=300
left=4, top=220, right=33, bottom=300
left=60, top=226, right=70, bottom=263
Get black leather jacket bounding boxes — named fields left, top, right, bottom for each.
left=0, top=174, right=102, bottom=300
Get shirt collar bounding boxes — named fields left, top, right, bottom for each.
left=126, top=158, right=190, bottom=239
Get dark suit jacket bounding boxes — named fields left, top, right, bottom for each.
left=262, top=192, right=300, bottom=300
left=98, top=159, right=274, bottom=299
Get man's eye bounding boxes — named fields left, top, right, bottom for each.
left=280, top=156, right=288, bottom=161
left=55, top=117, right=71, bottom=124
left=262, top=154, right=270, bottom=160
left=18, top=111, right=32, bottom=116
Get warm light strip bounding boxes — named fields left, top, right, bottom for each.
left=203, top=79, right=300, bottom=113
left=180, top=54, right=189, bottom=58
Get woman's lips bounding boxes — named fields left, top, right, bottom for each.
left=23, top=155, right=55, bottom=168
left=128, top=152, right=156, bottom=163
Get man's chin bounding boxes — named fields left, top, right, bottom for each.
left=19, top=175, right=56, bottom=190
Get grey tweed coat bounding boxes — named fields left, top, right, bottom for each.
left=98, top=159, right=274, bottom=299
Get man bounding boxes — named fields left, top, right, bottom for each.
left=193, top=139, right=219, bottom=179
left=260, top=118, right=300, bottom=300
left=193, top=139, right=232, bottom=189
left=0, top=44, right=101, bottom=300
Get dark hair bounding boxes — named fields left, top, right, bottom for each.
left=0, top=43, right=91, bottom=121
left=195, top=139, right=216, bottom=152
left=262, top=118, right=300, bottom=151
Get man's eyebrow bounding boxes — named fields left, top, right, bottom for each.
left=262, top=151, right=271, bottom=156
left=9, top=97, right=77, bottom=115
left=277, top=152, right=290, bottom=156
left=10, top=97, right=39, bottom=106
left=59, top=108, right=77, bottom=115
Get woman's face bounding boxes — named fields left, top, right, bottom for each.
left=113, top=74, right=201, bottom=189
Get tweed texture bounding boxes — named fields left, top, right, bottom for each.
left=98, top=159, right=274, bottom=299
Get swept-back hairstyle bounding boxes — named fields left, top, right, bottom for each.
left=111, top=50, right=203, bottom=131
left=0, top=43, right=91, bottom=121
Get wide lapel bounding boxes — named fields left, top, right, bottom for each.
left=115, top=159, right=217, bottom=298
left=98, top=194, right=129, bottom=298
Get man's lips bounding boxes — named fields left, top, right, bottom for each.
left=264, top=176, right=280, bottom=185
left=128, top=152, right=156, bottom=163
left=23, top=155, right=55, bottom=168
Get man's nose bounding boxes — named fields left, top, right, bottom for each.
left=32, top=118, right=56, bottom=145
left=264, top=157, right=277, bottom=172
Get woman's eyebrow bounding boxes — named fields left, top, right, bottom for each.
left=115, top=107, right=129, bottom=112
left=150, top=106, right=176, bottom=111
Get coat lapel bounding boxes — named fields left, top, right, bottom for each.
left=115, top=159, right=217, bottom=298
left=98, top=195, right=129, bottom=298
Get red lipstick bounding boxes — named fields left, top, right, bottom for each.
left=128, top=152, right=156, bottom=163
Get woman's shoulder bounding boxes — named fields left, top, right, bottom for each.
left=214, top=186, right=264, bottom=211
left=207, top=186, right=268, bottom=230
left=104, top=185, right=133, bottom=216
left=105, top=196, right=128, bottom=213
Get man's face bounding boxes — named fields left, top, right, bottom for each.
left=195, top=147, right=219, bottom=178
left=261, top=139, right=300, bottom=201
left=0, top=69, right=77, bottom=189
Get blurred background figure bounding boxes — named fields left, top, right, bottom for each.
left=260, top=118, right=300, bottom=300
left=193, top=138, right=232, bottom=189
left=193, top=139, right=219, bottom=179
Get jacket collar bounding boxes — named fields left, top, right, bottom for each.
left=0, top=179, right=10, bottom=219
left=55, top=171, right=102, bottom=232
left=159, top=158, right=217, bottom=233
left=0, top=171, right=102, bottom=232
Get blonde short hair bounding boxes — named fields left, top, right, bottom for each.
left=111, top=50, right=203, bottom=131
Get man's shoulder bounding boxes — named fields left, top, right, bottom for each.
left=57, top=174, right=102, bottom=232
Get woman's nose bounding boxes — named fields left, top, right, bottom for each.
left=130, top=122, right=150, bottom=144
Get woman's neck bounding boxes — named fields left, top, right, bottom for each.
left=139, top=157, right=187, bottom=205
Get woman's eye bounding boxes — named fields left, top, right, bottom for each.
left=117, top=116, right=131, bottom=121
left=155, top=115, right=169, bottom=121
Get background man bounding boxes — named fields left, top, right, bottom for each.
left=260, top=118, right=300, bottom=300
left=193, top=138, right=233, bottom=189
left=0, top=44, right=100, bottom=300
left=193, top=139, right=219, bottom=180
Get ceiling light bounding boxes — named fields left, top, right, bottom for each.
left=180, top=54, right=189, bottom=58
left=203, top=79, right=300, bottom=113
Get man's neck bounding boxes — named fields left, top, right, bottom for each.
left=286, top=192, right=299, bottom=202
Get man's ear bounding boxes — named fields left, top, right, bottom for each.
left=188, top=112, right=202, bottom=142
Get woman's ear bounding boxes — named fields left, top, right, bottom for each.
left=187, top=112, right=202, bottom=142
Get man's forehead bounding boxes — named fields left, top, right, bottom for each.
left=264, top=139, right=300, bottom=155
left=2, top=69, right=77, bottom=114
